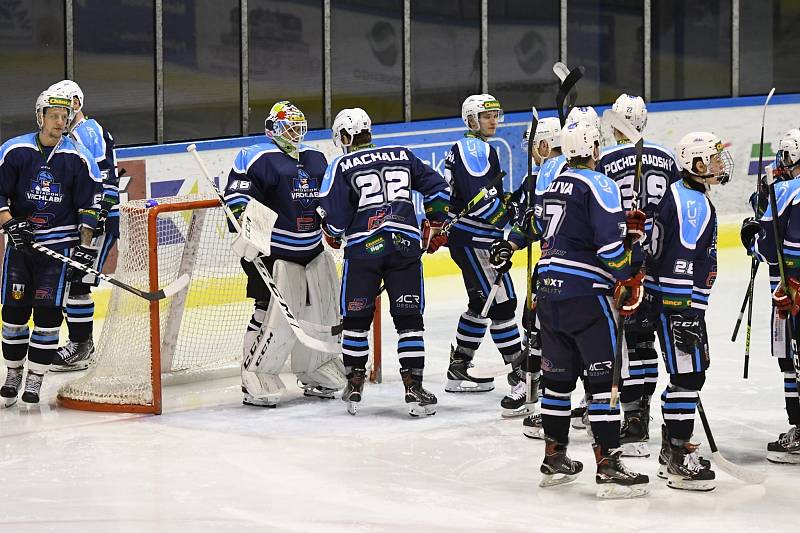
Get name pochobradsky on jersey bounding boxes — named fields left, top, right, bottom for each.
left=603, top=153, right=675, bottom=175
left=338, top=149, right=410, bottom=172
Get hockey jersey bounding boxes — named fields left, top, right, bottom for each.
left=319, top=144, right=450, bottom=260
left=444, top=135, right=510, bottom=249
left=508, top=155, right=567, bottom=248
left=224, top=142, right=328, bottom=259
left=753, top=177, right=800, bottom=288
left=535, top=167, right=633, bottom=301
left=70, top=117, right=119, bottom=235
left=0, top=133, right=102, bottom=249
left=647, top=179, right=717, bottom=315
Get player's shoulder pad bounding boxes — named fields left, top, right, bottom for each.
left=73, top=119, right=107, bottom=161
left=560, top=168, right=623, bottom=213
left=669, top=181, right=712, bottom=250
left=56, top=136, right=102, bottom=182
left=535, top=155, right=567, bottom=195
left=319, top=153, right=347, bottom=198
left=771, top=177, right=800, bottom=217
left=644, top=141, right=680, bottom=164
left=232, top=142, right=281, bottom=174
left=455, top=138, right=491, bottom=176
left=0, top=133, right=37, bottom=164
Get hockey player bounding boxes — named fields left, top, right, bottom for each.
left=318, top=107, right=450, bottom=417
left=45, top=80, right=120, bottom=372
left=648, top=132, right=731, bottom=491
left=444, top=94, right=530, bottom=417
left=597, top=94, right=682, bottom=457
left=524, top=120, right=649, bottom=498
left=744, top=128, right=800, bottom=463
left=0, top=87, right=102, bottom=405
left=223, top=100, right=345, bottom=408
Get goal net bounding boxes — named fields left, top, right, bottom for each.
left=57, top=194, right=381, bottom=414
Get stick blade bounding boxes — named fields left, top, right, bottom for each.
left=711, top=451, right=767, bottom=485
left=162, top=273, right=191, bottom=299
left=552, top=62, right=569, bottom=82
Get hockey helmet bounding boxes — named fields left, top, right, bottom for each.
left=612, top=93, right=647, bottom=133
left=332, top=107, right=371, bottom=151
left=675, top=131, right=734, bottom=184
left=522, top=117, right=562, bottom=153
left=777, top=128, right=800, bottom=169
left=462, top=94, right=504, bottom=131
left=560, top=120, right=601, bottom=161
left=35, top=87, right=74, bottom=128
left=49, top=79, right=84, bottom=112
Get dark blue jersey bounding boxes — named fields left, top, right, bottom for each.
left=318, top=145, right=450, bottom=260
left=0, top=133, right=102, bottom=249
left=647, top=180, right=717, bottom=315
left=224, top=141, right=328, bottom=259
left=444, top=136, right=509, bottom=249
left=508, top=155, right=567, bottom=249
left=753, top=177, right=800, bottom=290
left=535, top=167, right=633, bottom=301
left=71, top=117, right=119, bottom=237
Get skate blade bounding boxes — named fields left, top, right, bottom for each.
left=766, top=451, right=800, bottom=464
left=539, top=473, right=579, bottom=487
left=408, top=403, right=436, bottom=417
left=303, top=389, right=336, bottom=400
left=597, top=483, right=650, bottom=499
left=522, top=426, right=545, bottom=440
left=49, top=362, right=90, bottom=373
left=666, top=474, right=715, bottom=492
left=501, top=403, right=535, bottom=419
left=3, top=397, right=18, bottom=408
left=570, top=419, right=586, bottom=430
left=620, top=442, right=651, bottom=458
left=346, top=401, right=359, bottom=415
left=444, top=379, right=494, bottom=393
left=242, top=395, right=278, bottom=408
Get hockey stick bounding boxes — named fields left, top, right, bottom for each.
left=731, top=264, right=756, bottom=342
left=696, top=397, right=767, bottom=484
left=524, top=106, right=539, bottom=404
left=442, top=170, right=507, bottom=236
left=187, top=144, right=341, bottom=354
left=30, top=242, right=189, bottom=302
left=480, top=273, right=503, bottom=318
left=554, top=64, right=584, bottom=126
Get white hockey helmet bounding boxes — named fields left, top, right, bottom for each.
left=612, top=93, right=647, bottom=133
left=522, top=117, right=562, bottom=152
left=49, top=79, right=84, bottom=112
left=566, top=106, right=601, bottom=131
left=560, top=120, right=601, bottom=161
left=462, top=94, right=504, bottom=131
left=332, top=107, right=372, bottom=151
left=675, top=131, right=734, bottom=183
left=265, top=100, right=307, bottom=149
left=777, top=128, right=800, bottom=169
left=35, top=87, right=74, bottom=128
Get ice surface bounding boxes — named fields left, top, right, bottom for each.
left=0, top=248, right=795, bottom=532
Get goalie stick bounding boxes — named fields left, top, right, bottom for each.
left=186, top=144, right=341, bottom=354
left=30, top=242, right=189, bottom=302
left=696, top=397, right=767, bottom=484
left=554, top=63, right=584, bottom=126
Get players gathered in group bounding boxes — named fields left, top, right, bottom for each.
left=2, top=80, right=798, bottom=499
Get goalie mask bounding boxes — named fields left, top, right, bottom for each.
left=265, top=101, right=307, bottom=156
left=676, top=131, right=734, bottom=185
left=35, top=87, right=75, bottom=129
left=49, top=79, right=84, bottom=113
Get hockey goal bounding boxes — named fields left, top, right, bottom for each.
left=57, top=194, right=381, bottom=414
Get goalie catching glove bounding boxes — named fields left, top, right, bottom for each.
left=421, top=219, right=447, bottom=253
left=2, top=217, right=34, bottom=249
left=773, top=277, right=800, bottom=319
left=67, top=245, right=99, bottom=282
left=613, top=270, right=644, bottom=316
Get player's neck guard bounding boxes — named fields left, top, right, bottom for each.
left=349, top=143, right=375, bottom=153
left=464, top=131, right=488, bottom=142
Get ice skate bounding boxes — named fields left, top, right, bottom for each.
left=539, top=437, right=582, bottom=487
left=300, top=381, right=337, bottom=400
left=51, top=339, right=94, bottom=372
left=20, top=371, right=44, bottom=404
left=766, top=426, right=800, bottom=464
left=501, top=367, right=534, bottom=418
left=1, top=367, right=23, bottom=408
left=401, top=368, right=437, bottom=417
left=594, top=445, right=650, bottom=499
left=522, top=412, right=545, bottom=440
left=619, top=410, right=650, bottom=457
left=666, top=442, right=716, bottom=491
left=444, top=345, right=494, bottom=393
left=657, top=425, right=710, bottom=479
left=342, top=368, right=366, bottom=415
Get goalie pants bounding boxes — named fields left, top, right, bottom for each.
left=537, top=295, right=620, bottom=454
left=1, top=246, right=67, bottom=373
left=340, top=252, right=425, bottom=371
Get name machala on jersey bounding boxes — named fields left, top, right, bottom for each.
left=339, top=149, right=410, bottom=172
left=604, top=153, right=675, bottom=175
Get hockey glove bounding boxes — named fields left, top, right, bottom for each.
left=669, top=313, right=703, bottom=354
left=2, top=217, right=34, bottom=249
left=422, top=219, right=448, bottom=253
left=613, top=270, right=645, bottom=316
left=739, top=217, right=762, bottom=252
left=625, top=209, right=646, bottom=245
left=489, top=239, right=514, bottom=273
left=772, top=277, right=800, bottom=319
left=502, top=194, right=524, bottom=226
left=67, top=245, right=99, bottom=282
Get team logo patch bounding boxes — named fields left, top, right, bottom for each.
left=367, top=208, right=389, bottom=231
left=348, top=298, right=368, bottom=312
left=35, top=287, right=53, bottom=300
left=291, top=169, right=318, bottom=208
left=27, top=168, right=64, bottom=209
left=365, top=236, right=385, bottom=255
left=11, top=284, right=25, bottom=300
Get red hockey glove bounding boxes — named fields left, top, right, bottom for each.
left=625, top=209, right=646, bottom=245
left=614, top=270, right=645, bottom=316
left=772, top=277, right=800, bottom=319
left=422, top=219, right=448, bottom=253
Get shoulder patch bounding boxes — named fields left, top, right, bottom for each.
left=456, top=138, right=491, bottom=176
left=670, top=182, right=711, bottom=250
left=319, top=154, right=345, bottom=198
left=561, top=169, right=623, bottom=213
left=535, top=155, right=567, bottom=195
left=232, top=143, right=279, bottom=173
left=0, top=133, right=37, bottom=165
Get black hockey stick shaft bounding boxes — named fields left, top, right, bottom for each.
left=555, top=66, right=584, bottom=126
left=524, top=107, right=539, bottom=403
left=731, top=260, right=757, bottom=342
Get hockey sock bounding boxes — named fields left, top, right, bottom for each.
left=342, top=329, right=370, bottom=370
left=490, top=319, right=522, bottom=363
left=65, top=293, right=94, bottom=343
left=541, top=380, right=573, bottom=443
left=588, top=391, right=621, bottom=453
left=639, top=338, right=659, bottom=400
left=397, top=329, right=424, bottom=370
left=28, top=307, right=63, bottom=374
left=778, top=357, right=800, bottom=426
left=661, top=385, right=699, bottom=442
left=455, top=311, right=486, bottom=353
left=2, top=306, right=31, bottom=366
left=620, top=331, right=644, bottom=409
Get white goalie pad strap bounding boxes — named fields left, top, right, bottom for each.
left=241, top=368, right=286, bottom=403
left=292, top=251, right=346, bottom=388
left=242, top=259, right=306, bottom=374
left=232, top=199, right=278, bottom=261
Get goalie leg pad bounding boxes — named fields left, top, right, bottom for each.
left=241, top=370, right=286, bottom=407
left=292, top=251, right=346, bottom=390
